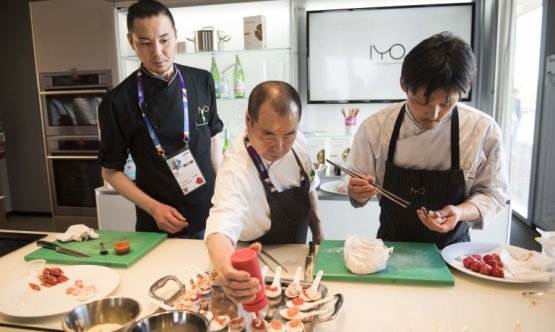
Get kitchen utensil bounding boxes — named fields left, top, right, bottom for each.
left=304, top=241, right=315, bottom=282
left=325, top=158, right=410, bottom=208
left=266, top=266, right=282, bottom=298
left=62, top=297, right=141, bottom=332
left=260, top=249, right=289, bottom=273
left=128, top=311, right=210, bottom=332
left=286, top=294, right=337, bottom=311
left=261, top=265, right=269, bottom=282
left=37, top=240, right=89, bottom=258
left=187, top=27, right=216, bottom=52
left=522, top=290, right=549, bottom=297
left=217, top=30, right=231, bottom=51
left=25, top=230, right=166, bottom=268
left=285, top=266, right=303, bottom=298
left=316, top=240, right=455, bottom=285
left=279, top=307, right=329, bottom=321
left=301, top=270, right=323, bottom=301
left=99, top=242, right=108, bottom=255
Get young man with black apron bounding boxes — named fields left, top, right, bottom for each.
left=205, top=81, right=323, bottom=304
left=98, top=0, right=223, bottom=239
left=348, top=32, right=509, bottom=249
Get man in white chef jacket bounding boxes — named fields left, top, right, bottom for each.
left=205, top=81, right=322, bottom=303
left=348, top=32, right=510, bottom=249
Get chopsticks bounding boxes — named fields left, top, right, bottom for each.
left=259, top=249, right=289, bottom=273
left=325, top=159, right=410, bottom=208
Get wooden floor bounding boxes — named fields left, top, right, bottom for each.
left=1, top=214, right=543, bottom=251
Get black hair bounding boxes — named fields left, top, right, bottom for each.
left=127, top=0, right=176, bottom=33
left=247, top=81, right=302, bottom=122
left=401, top=31, right=476, bottom=102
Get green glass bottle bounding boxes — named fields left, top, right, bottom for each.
left=233, top=54, right=245, bottom=98
left=210, top=54, right=221, bottom=98
left=222, top=128, right=232, bottom=154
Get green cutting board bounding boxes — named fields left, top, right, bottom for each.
left=24, top=230, right=166, bottom=268
left=314, top=240, right=454, bottom=286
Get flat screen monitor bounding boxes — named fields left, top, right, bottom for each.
left=307, top=3, right=475, bottom=103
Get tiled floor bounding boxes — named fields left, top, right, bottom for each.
left=1, top=214, right=544, bottom=251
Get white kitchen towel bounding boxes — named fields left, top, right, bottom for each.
left=56, top=224, right=99, bottom=242
left=493, top=245, right=555, bottom=281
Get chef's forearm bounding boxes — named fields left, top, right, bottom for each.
left=206, top=233, right=235, bottom=273
left=455, top=201, right=481, bottom=222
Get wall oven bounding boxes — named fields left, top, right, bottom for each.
left=39, top=70, right=111, bottom=136
left=39, top=70, right=111, bottom=231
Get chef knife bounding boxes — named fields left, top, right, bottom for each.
left=304, top=241, right=315, bottom=282
left=37, top=240, right=90, bottom=258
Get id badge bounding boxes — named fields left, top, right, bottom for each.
left=166, top=148, right=206, bottom=195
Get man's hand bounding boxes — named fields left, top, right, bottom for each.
left=217, top=242, right=263, bottom=304
left=149, top=202, right=188, bottom=234
left=348, top=175, right=379, bottom=203
left=416, top=205, right=461, bottom=233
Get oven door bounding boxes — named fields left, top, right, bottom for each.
left=46, top=154, right=103, bottom=217
left=40, top=89, right=107, bottom=136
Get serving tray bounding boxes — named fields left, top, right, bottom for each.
left=149, top=274, right=343, bottom=332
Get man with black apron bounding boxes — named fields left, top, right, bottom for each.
left=348, top=32, right=509, bottom=249
left=98, top=0, right=223, bottom=238
left=205, top=81, right=323, bottom=304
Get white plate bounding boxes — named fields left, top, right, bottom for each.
left=0, top=265, right=120, bottom=317
left=319, top=180, right=347, bottom=196
left=441, top=242, right=548, bottom=283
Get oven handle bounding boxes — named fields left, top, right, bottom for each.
left=46, top=155, right=98, bottom=160
left=40, top=89, right=107, bottom=95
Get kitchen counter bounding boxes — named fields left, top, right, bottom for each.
left=0, top=231, right=553, bottom=331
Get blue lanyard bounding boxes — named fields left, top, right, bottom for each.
left=243, top=135, right=306, bottom=193
left=136, top=66, right=189, bottom=160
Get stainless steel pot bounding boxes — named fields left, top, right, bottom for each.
left=128, top=311, right=209, bottom=332
left=187, top=27, right=216, bottom=52
left=62, top=297, right=141, bottom=332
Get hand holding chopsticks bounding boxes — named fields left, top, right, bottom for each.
left=325, top=159, right=410, bottom=208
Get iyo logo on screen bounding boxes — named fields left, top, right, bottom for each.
left=369, top=43, right=406, bottom=63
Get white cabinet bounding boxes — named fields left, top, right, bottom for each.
left=95, top=186, right=136, bottom=231
left=30, top=0, right=118, bottom=76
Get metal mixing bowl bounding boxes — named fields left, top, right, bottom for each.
left=128, top=311, right=209, bottom=332
left=62, top=297, right=141, bottom=332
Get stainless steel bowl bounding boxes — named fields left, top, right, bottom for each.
left=128, top=311, right=209, bottom=332
left=62, top=297, right=141, bottom=332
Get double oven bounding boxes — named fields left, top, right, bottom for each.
left=39, top=70, right=111, bottom=231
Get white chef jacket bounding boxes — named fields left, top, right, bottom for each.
left=204, top=130, right=318, bottom=245
left=347, top=102, right=510, bottom=229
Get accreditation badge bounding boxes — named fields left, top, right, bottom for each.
left=166, top=148, right=206, bottom=195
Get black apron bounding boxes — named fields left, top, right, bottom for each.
left=378, top=105, right=469, bottom=249
left=245, top=139, right=311, bottom=245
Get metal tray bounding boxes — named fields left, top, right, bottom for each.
left=149, top=275, right=343, bottom=332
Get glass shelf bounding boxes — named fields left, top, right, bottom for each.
left=120, top=47, right=291, bottom=60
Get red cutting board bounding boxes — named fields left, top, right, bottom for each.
left=314, top=240, right=454, bottom=286
left=24, top=230, right=166, bottom=268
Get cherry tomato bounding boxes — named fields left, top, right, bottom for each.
left=479, top=264, right=492, bottom=276
left=463, top=256, right=476, bottom=269
left=470, top=260, right=483, bottom=273
left=483, top=254, right=495, bottom=265
left=491, top=253, right=501, bottom=261
left=471, top=254, right=482, bottom=260
left=491, top=266, right=504, bottom=278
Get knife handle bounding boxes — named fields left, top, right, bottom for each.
left=309, top=240, right=315, bottom=255
left=37, top=240, right=57, bottom=249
